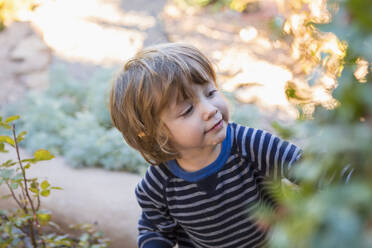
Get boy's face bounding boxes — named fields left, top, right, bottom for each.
left=160, top=81, right=229, bottom=155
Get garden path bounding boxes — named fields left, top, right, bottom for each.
left=0, top=146, right=141, bottom=248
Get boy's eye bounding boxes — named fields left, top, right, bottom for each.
left=208, top=90, right=217, bottom=97
left=181, top=105, right=193, bottom=116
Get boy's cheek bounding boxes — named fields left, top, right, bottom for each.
left=221, top=104, right=230, bottom=122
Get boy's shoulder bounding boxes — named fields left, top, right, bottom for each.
left=139, top=163, right=174, bottom=187
left=227, top=121, right=256, bottom=144
left=228, top=121, right=273, bottom=141
left=228, top=121, right=252, bottom=135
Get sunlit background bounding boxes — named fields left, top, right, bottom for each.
left=2, top=0, right=345, bottom=119
left=0, top=0, right=371, bottom=247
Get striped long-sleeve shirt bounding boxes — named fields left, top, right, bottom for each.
left=135, top=122, right=302, bottom=248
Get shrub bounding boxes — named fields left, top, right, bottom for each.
left=4, top=64, right=147, bottom=174
left=0, top=115, right=110, bottom=247
left=266, top=1, right=372, bottom=247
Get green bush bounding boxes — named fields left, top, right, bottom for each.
left=3, top=65, right=147, bottom=174
left=174, top=0, right=259, bottom=12
left=0, top=115, right=110, bottom=247
left=265, top=1, right=372, bottom=247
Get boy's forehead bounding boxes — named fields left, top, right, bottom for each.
left=162, top=84, right=196, bottom=114
left=166, top=92, right=188, bottom=112
left=160, top=99, right=181, bottom=119
left=165, top=82, right=213, bottom=110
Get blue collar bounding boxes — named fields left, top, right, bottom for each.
left=167, top=125, right=231, bottom=182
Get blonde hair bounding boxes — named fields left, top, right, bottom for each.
left=109, top=43, right=217, bottom=165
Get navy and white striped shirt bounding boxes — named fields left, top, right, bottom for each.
left=135, top=122, right=302, bottom=248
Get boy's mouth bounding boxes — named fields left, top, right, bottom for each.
left=206, top=119, right=223, bottom=133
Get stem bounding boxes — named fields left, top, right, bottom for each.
left=19, top=178, right=28, bottom=205
left=36, top=193, right=41, bottom=211
left=12, top=124, right=46, bottom=248
left=5, top=180, right=25, bottom=211
left=27, top=219, right=38, bottom=248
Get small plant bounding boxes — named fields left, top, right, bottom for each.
left=0, top=115, right=110, bottom=247
left=4, top=65, right=147, bottom=173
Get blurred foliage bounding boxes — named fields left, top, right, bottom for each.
left=2, top=65, right=147, bottom=174
left=0, top=0, right=38, bottom=31
left=268, top=0, right=372, bottom=247
left=0, top=115, right=110, bottom=247
left=174, top=0, right=260, bottom=12
left=225, top=91, right=271, bottom=129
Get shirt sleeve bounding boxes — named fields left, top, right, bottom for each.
left=231, top=123, right=302, bottom=181
left=135, top=167, right=177, bottom=248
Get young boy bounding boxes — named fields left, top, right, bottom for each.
left=109, top=43, right=302, bottom=248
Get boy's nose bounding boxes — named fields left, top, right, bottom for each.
left=201, top=101, right=218, bottom=120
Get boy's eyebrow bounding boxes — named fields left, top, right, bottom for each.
left=173, top=100, right=189, bottom=113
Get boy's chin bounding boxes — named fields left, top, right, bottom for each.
left=213, top=128, right=227, bottom=145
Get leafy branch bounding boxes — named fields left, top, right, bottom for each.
left=1, top=115, right=110, bottom=247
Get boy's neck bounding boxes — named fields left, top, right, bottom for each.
left=176, top=144, right=221, bottom=172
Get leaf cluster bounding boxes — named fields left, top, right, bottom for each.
left=0, top=115, right=110, bottom=247
left=3, top=64, right=147, bottom=174
left=174, top=0, right=259, bottom=12
left=265, top=1, right=372, bottom=247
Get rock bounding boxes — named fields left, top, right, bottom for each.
left=20, top=71, right=49, bottom=90
left=10, top=35, right=50, bottom=75
left=0, top=147, right=141, bottom=248
left=0, top=22, right=33, bottom=55
left=0, top=22, right=51, bottom=106
left=0, top=77, right=25, bottom=107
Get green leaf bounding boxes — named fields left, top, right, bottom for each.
left=34, top=149, right=54, bottom=161
left=5, top=115, right=19, bottom=124
left=0, top=209, right=9, bottom=215
left=16, top=131, right=27, bottom=143
left=1, top=194, right=12, bottom=200
left=80, top=233, right=90, bottom=242
left=0, top=123, right=12, bottom=130
left=13, top=173, right=23, bottom=181
left=40, top=189, right=50, bottom=197
left=51, top=186, right=63, bottom=190
left=29, top=181, right=39, bottom=194
left=0, top=136, right=15, bottom=147
left=37, top=212, right=51, bottom=224
left=1, top=160, right=16, bottom=168
left=29, top=187, right=39, bottom=194
left=0, top=169, right=14, bottom=179
left=40, top=180, right=50, bottom=190
left=0, top=143, right=8, bottom=152
left=271, top=121, right=293, bottom=140
left=54, top=234, right=69, bottom=241
left=24, top=163, right=31, bottom=169
left=21, top=158, right=36, bottom=163
left=10, top=182, right=18, bottom=189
